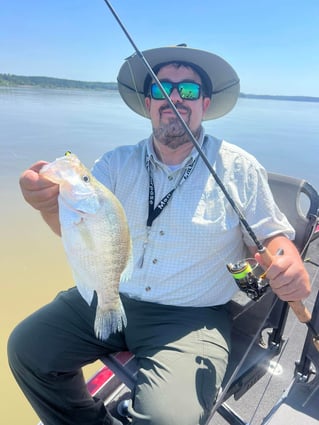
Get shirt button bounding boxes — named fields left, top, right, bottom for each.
left=145, top=286, right=151, bottom=291
left=168, top=175, right=174, bottom=181
left=152, top=259, right=158, bottom=264
left=159, top=230, right=164, bottom=236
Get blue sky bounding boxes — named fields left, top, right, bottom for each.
left=1, top=0, right=318, bottom=96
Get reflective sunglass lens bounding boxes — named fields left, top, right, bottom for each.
left=179, top=82, right=200, bottom=99
left=150, top=82, right=171, bottom=99
left=150, top=82, right=201, bottom=100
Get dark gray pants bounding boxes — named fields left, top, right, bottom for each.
left=7, top=287, right=231, bottom=425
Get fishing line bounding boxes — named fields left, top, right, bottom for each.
left=207, top=298, right=281, bottom=421
left=103, top=0, right=318, bottom=353
left=102, top=0, right=264, bottom=252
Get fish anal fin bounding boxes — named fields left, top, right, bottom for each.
left=76, top=281, right=95, bottom=306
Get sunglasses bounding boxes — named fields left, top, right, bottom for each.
left=150, top=81, right=201, bottom=101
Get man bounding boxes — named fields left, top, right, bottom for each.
left=8, top=45, right=310, bottom=425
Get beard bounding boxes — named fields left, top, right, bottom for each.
left=153, top=105, right=200, bottom=149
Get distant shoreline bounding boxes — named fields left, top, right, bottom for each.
left=1, top=73, right=318, bottom=103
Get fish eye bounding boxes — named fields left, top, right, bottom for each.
left=82, top=175, right=90, bottom=183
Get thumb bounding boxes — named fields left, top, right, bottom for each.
left=29, top=160, right=49, bottom=173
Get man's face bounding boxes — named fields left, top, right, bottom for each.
left=145, top=64, right=211, bottom=148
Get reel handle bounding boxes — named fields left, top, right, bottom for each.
left=259, top=247, right=312, bottom=323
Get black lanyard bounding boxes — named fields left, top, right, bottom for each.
left=145, top=155, right=198, bottom=228
left=138, top=153, right=199, bottom=267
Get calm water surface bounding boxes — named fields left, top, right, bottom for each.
left=1, top=87, right=318, bottom=187
left=1, top=87, right=318, bottom=425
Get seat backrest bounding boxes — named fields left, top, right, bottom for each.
left=267, top=172, right=319, bottom=256
left=230, top=173, right=319, bottom=320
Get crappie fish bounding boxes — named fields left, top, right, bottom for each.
left=40, top=153, right=132, bottom=341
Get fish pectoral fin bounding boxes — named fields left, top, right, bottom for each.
left=120, top=246, right=134, bottom=283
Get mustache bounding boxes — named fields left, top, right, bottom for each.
left=159, top=104, right=191, bottom=115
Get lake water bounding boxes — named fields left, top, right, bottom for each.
left=1, top=87, right=318, bottom=425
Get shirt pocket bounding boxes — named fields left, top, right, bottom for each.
left=191, top=184, right=239, bottom=233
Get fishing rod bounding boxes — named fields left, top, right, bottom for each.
left=102, top=0, right=319, bottom=349
left=102, top=1, right=265, bottom=251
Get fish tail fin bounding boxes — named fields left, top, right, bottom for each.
left=94, top=298, right=127, bottom=341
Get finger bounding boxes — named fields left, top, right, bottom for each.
left=29, top=160, right=49, bottom=173
left=20, top=162, right=55, bottom=190
left=272, top=282, right=308, bottom=301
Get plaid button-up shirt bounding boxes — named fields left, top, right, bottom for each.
left=92, top=128, right=294, bottom=307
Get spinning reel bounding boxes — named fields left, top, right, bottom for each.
left=227, top=259, right=269, bottom=301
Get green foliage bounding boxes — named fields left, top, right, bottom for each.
left=0, top=73, right=117, bottom=90
left=240, top=92, right=319, bottom=103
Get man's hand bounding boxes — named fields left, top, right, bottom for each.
left=19, top=161, right=61, bottom=235
left=254, top=235, right=311, bottom=302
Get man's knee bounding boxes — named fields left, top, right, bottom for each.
left=7, top=311, right=53, bottom=376
left=132, top=394, right=211, bottom=425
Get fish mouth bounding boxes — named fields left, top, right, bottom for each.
left=40, top=165, right=61, bottom=184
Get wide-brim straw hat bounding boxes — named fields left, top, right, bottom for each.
left=117, top=45, right=240, bottom=121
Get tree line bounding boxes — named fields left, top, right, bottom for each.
left=0, top=73, right=117, bottom=90
left=1, top=73, right=318, bottom=103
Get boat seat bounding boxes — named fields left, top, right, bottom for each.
left=219, top=172, right=319, bottom=402
left=100, top=172, right=319, bottom=423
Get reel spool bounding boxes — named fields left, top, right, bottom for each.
left=227, top=259, right=269, bottom=301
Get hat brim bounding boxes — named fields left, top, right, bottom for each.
left=117, top=45, right=240, bottom=121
